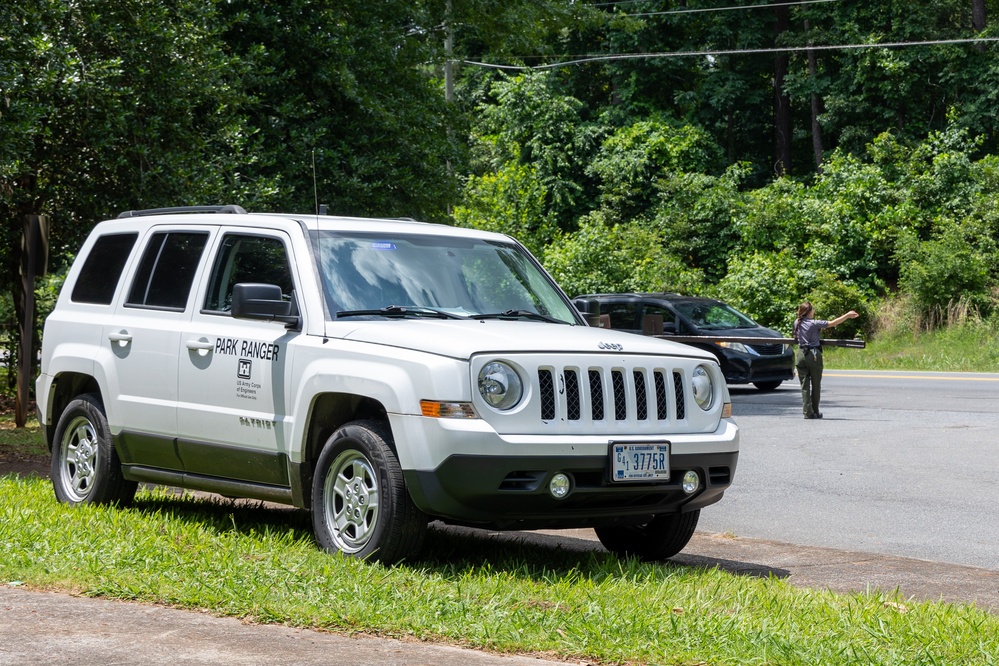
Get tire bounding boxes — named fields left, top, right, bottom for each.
left=595, top=509, right=700, bottom=561
left=51, top=394, right=137, bottom=506
left=753, top=380, right=783, bottom=391
left=311, top=420, right=426, bottom=564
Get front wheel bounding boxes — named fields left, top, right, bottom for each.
left=753, top=380, right=783, bottom=391
left=311, top=420, right=426, bottom=564
left=595, top=509, right=700, bottom=561
left=51, top=394, right=137, bottom=506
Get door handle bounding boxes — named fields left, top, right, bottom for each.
left=186, top=338, right=215, bottom=355
left=108, top=330, right=132, bottom=347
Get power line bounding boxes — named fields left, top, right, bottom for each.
left=463, top=36, right=999, bottom=71
left=624, top=0, right=839, bottom=18
left=590, top=0, right=833, bottom=8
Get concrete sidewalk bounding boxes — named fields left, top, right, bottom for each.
left=2, top=527, right=997, bottom=665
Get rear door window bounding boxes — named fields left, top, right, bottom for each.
left=71, top=233, right=139, bottom=304
left=126, top=231, right=209, bottom=310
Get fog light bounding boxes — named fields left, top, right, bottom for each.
left=549, top=473, right=571, bottom=499
left=682, top=470, right=700, bottom=495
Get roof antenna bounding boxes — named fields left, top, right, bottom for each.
left=312, top=149, right=320, bottom=217
left=311, top=148, right=329, bottom=343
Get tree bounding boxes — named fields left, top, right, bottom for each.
left=216, top=0, right=463, bottom=220
left=1, top=0, right=241, bottom=424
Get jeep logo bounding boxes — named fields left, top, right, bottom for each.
left=598, top=342, right=623, bottom=351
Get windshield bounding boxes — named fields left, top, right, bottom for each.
left=315, top=231, right=579, bottom=324
left=673, top=301, right=758, bottom=331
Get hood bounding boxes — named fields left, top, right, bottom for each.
left=333, top=319, right=716, bottom=361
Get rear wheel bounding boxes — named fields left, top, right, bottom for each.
left=595, top=510, right=700, bottom=561
left=311, top=420, right=426, bottom=564
left=753, top=380, right=782, bottom=391
left=51, top=394, right=137, bottom=506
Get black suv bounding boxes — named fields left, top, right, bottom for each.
left=574, top=293, right=794, bottom=391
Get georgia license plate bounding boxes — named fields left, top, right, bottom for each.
left=610, top=443, right=670, bottom=482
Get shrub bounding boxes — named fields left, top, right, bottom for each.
left=542, top=212, right=703, bottom=297
left=895, top=222, right=993, bottom=324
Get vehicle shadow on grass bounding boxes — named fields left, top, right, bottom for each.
left=129, top=491, right=791, bottom=585
left=421, top=523, right=791, bottom=583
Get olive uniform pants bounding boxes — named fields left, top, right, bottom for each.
left=796, top=348, right=823, bottom=417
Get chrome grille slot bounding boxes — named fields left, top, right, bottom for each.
left=589, top=370, right=604, bottom=421
left=654, top=371, right=669, bottom=420
left=538, top=369, right=556, bottom=420
left=565, top=369, right=581, bottom=420
left=612, top=370, right=627, bottom=420
left=673, top=371, right=685, bottom=420
left=634, top=370, right=648, bottom=421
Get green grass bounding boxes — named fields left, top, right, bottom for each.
left=0, top=414, right=47, bottom=457
left=824, top=320, right=999, bottom=373
left=2, top=476, right=996, bottom=665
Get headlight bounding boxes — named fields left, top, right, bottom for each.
left=478, top=361, right=524, bottom=410
left=717, top=341, right=754, bottom=355
left=691, top=364, right=715, bottom=411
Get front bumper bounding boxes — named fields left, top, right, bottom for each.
left=718, top=351, right=794, bottom=384
left=404, top=449, right=738, bottom=530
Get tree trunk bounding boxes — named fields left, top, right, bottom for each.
left=972, top=0, right=987, bottom=52
left=773, top=4, right=791, bottom=176
left=805, top=20, right=824, bottom=172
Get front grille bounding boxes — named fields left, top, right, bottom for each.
left=537, top=364, right=688, bottom=425
left=748, top=343, right=784, bottom=356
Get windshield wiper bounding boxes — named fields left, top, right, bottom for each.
left=472, top=309, right=566, bottom=324
left=336, top=305, right=466, bottom=320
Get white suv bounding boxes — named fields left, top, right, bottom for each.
left=37, top=206, right=739, bottom=563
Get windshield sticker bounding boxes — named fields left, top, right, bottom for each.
left=371, top=242, right=397, bottom=250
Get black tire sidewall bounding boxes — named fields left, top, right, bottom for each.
left=51, top=394, right=134, bottom=506
left=595, top=509, right=700, bottom=561
left=311, top=420, right=414, bottom=562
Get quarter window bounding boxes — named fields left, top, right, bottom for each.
left=71, top=233, right=138, bottom=304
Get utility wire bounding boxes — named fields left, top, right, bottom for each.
left=623, top=0, right=839, bottom=17
left=589, top=0, right=836, bottom=11
left=463, top=36, right=999, bottom=71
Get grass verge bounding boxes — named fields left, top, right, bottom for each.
left=824, top=318, right=999, bottom=372
left=2, top=476, right=996, bottom=665
left=0, top=415, right=46, bottom=457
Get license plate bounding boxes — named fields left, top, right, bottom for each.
left=610, top=443, right=670, bottom=482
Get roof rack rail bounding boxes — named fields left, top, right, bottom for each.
left=117, top=205, right=247, bottom=219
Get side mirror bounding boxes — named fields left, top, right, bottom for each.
left=231, top=283, right=300, bottom=327
left=572, top=297, right=602, bottom=327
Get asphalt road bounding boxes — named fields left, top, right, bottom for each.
left=699, top=369, right=999, bottom=571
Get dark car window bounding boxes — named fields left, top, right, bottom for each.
left=642, top=304, right=679, bottom=333
left=126, top=232, right=209, bottom=310
left=605, top=302, right=640, bottom=330
left=71, top=233, right=138, bottom=305
left=674, top=302, right=757, bottom=330
left=203, top=234, right=295, bottom=313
